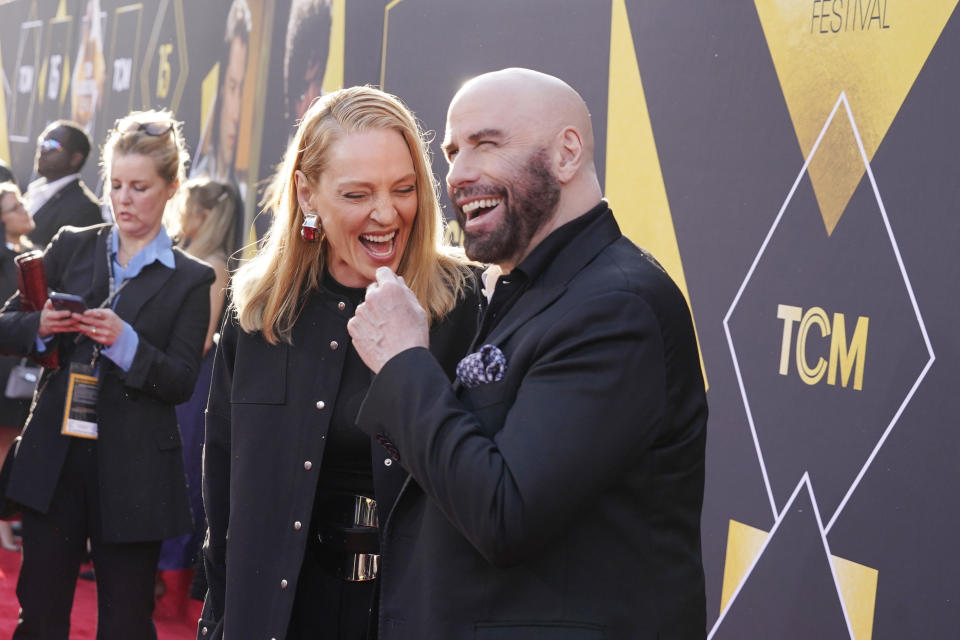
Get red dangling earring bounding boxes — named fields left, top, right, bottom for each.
left=301, top=213, right=321, bottom=242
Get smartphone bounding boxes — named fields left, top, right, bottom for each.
left=49, top=292, right=87, bottom=314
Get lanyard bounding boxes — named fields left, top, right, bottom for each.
left=86, top=239, right=133, bottom=367
left=106, top=237, right=127, bottom=302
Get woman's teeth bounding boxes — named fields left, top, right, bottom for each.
left=360, top=231, right=397, bottom=256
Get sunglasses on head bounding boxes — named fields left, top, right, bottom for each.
left=114, top=120, right=174, bottom=136
left=39, top=138, right=63, bottom=153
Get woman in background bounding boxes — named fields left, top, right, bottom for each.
left=0, top=110, right=214, bottom=639
left=176, top=179, right=236, bottom=353
left=0, top=183, right=35, bottom=551
left=158, top=178, right=237, bottom=592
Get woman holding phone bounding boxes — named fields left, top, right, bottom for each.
left=0, top=110, right=214, bottom=639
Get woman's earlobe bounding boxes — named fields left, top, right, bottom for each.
left=301, top=212, right=321, bottom=242
left=296, top=170, right=321, bottom=241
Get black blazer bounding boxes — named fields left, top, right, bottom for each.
left=27, top=178, right=102, bottom=249
left=198, top=274, right=482, bottom=640
left=0, top=243, right=31, bottom=428
left=357, top=207, right=708, bottom=640
left=0, top=224, right=214, bottom=542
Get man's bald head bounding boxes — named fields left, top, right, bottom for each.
left=443, top=68, right=603, bottom=271
left=450, top=68, right=595, bottom=165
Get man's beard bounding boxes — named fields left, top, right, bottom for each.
left=454, top=148, right=561, bottom=265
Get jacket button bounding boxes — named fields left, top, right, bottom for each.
left=294, top=521, right=302, bottom=531
left=338, top=301, right=346, bottom=311
left=330, top=340, right=339, bottom=350
left=304, top=460, right=312, bottom=470
left=384, top=458, right=392, bottom=467
left=315, top=400, right=325, bottom=410
left=281, top=579, right=288, bottom=589
left=200, top=627, right=208, bottom=636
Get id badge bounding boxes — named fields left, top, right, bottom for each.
left=62, top=362, right=99, bottom=439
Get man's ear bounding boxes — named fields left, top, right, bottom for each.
left=294, top=169, right=315, bottom=213
left=69, top=151, right=85, bottom=172
left=554, top=126, right=583, bottom=183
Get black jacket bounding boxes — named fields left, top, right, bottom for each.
left=0, top=243, right=31, bottom=428
left=0, top=224, right=214, bottom=541
left=357, top=207, right=708, bottom=639
left=199, top=274, right=482, bottom=640
left=27, top=178, right=102, bottom=249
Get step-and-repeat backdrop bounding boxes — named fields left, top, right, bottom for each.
left=2, top=1, right=957, bottom=637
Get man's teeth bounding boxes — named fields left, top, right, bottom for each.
left=461, top=198, right=502, bottom=215
left=360, top=231, right=396, bottom=243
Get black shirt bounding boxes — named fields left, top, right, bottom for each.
left=474, top=201, right=608, bottom=346
left=315, top=273, right=374, bottom=497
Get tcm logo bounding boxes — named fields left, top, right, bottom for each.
left=47, top=55, right=62, bottom=101
left=112, top=58, right=133, bottom=92
left=777, top=304, right=868, bottom=390
left=17, top=66, right=34, bottom=94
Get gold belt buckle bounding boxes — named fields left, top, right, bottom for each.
left=343, top=551, right=379, bottom=582
left=346, top=495, right=378, bottom=581
left=317, top=494, right=379, bottom=582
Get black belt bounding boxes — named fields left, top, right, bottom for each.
left=312, top=493, right=379, bottom=582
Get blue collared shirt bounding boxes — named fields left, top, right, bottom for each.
left=101, top=226, right=175, bottom=371
left=37, top=227, right=176, bottom=370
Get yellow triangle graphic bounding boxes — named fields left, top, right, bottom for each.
left=720, top=519, right=768, bottom=612
left=606, top=0, right=707, bottom=387
left=242, top=222, right=259, bottom=261
left=59, top=56, right=71, bottom=108
left=37, top=58, right=48, bottom=105
left=0, top=45, right=9, bottom=163
left=754, top=0, right=957, bottom=234
left=322, top=0, right=346, bottom=94
left=831, top=554, right=879, bottom=640
left=200, top=62, right=220, bottom=139
left=720, top=519, right=879, bottom=640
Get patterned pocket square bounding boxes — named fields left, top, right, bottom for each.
left=456, top=344, right=507, bottom=388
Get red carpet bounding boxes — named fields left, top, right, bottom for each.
left=0, top=546, right=200, bottom=639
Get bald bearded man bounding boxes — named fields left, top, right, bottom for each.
left=349, top=68, right=707, bottom=639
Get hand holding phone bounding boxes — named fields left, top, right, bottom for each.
left=49, top=292, right=88, bottom=315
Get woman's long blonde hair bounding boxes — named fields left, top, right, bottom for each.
left=232, top=86, right=470, bottom=344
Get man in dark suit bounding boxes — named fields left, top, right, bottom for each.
left=25, top=120, right=102, bottom=248
left=348, top=68, right=708, bottom=639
